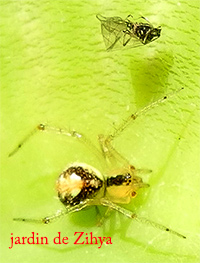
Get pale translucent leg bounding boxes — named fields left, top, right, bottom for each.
left=97, top=88, right=184, bottom=166
left=100, top=199, right=186, bottom=239
left=98, top=134, right=153, bottom=174
left=13, top=201, right=89, bottom=224
left=98, top=133, right=130, bottom=166
left=104, top=87, right=184, bottom=146
left=9, top=124, right=102, bottom=160
left=95, top=206, right=112, bottom=226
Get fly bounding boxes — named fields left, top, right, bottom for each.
left=96, top=14, right=161, bottom=50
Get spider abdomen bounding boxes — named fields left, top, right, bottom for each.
left=56, top=163, right=105, bottom=206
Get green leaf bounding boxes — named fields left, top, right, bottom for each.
left=1, top=1, right=199, bottom=263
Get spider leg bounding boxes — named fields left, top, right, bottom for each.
left=96, top=206, right=112, bottom=226
left=97, top=88, right=183, bottom=167
left=100, top=199, right=186, bottom=239
left=13, top=201, right=89, bottom=224
left=9, top=124, right=102, bottom=160
left=105, top=87, right=184, bottom=146
left=98, top=133, right=129, bottom=166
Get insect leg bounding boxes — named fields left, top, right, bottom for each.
left=125, top=14, right=133, bottom=20
left=100, top=199, right=186, bottom=239
left=122, top=34, right=132, bottom=47
left=106, top=35, right=121, bottom=51
left=140, top=16, right=153, bottom=27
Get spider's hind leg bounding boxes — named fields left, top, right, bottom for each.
left=13, top=201, right=89, bottom=224
left=95, top=206, right=112, bottom=227
left=100, top=199, right=186, bottom=239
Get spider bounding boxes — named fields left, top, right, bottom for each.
left=10, top=87, right=186, bottom=239
left=96, top=14, right=161, bottom=50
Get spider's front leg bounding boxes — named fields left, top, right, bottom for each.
left=104, top=87, right=184, bottom=147
left=98, top=133, right=129, bottom=166
left=9, top=123, right=102, bottom=160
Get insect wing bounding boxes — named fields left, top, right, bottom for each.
left=97, top=15, right=127, bottom=50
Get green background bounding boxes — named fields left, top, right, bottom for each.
left=0, top=0, right=199, bottom=262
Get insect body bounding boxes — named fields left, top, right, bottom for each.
left=11, top=88, right=186, bottom=239
left=96, top=14, right=161, bottom=50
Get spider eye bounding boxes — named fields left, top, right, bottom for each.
left=131, top=191, right=137, bottom=198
